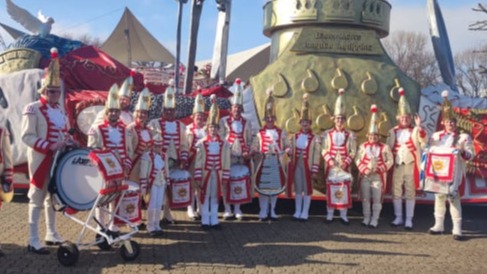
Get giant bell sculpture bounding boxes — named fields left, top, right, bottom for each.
left=250, top=0, right=420, bottom=145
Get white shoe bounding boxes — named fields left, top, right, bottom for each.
left=223, top=212, right=234, bottom=220
left=45, top=231, right=63, bottom=246
left=391, top=216, right=404, bottom=227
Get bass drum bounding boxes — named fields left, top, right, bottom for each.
left=50, top=149, right=103, bottom=211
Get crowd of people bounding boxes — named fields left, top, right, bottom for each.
left=0, top=48, right=475, bottom=257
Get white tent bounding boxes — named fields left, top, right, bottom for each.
left=101, top=7, right=175, bottom=66
left=197, top=43, right=270, bottom=83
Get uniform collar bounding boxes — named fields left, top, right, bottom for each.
left=40, top=96, right=59, bottom=107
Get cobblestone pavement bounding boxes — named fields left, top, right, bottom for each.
left=0, top=195, right=486, bottom=274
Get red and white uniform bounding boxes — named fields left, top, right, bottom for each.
left=194, top=135, right=231, bottom=226
left=127, top=121, right=153, bottom=188
left=321, top=128, right=356, bottom=178
left=0, top=127, right=13, bottom=208
left=386, top=126, right=427, bottom=199
left=22, top=97, right=70, bottom=189
left=428, top=130, right=474, bottom=236
left=287, top=130, right=320, bottom=197
left=252, top=126, right=289, bottom=219
left=21, top=97, right=70, bottom=249
left=87, top=119, right=134, bottom=230
left=186, top=122, right=207, bottom=217
left=220, top=116, right=253, bottom=215
left=220, top=116, right=252, bottom=160
left=321, top=128, right=356, bottom=220
left=287, top=130, right=320, bottom=221
left=87, top=120, right=133, bottom=171
left=254, top=127, right=289, bottom=182
left=355, top=141, right=393, bottom=227
left=386, top=125, right=428, bottom=228
left=356, top=142, right=393, bottom=194
left=187, top=122, right=207, bottom=164
left=140, top=150, right=170, bottom=233
left=148, top=118, right=189, bottom=167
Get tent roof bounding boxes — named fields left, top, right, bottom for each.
left=197, top=43, right=270, bottom=83
left=101, top=7, right=175, bottom=66
left=0, top=23, right=26, bottom=40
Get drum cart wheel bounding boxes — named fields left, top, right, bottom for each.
left=57, top=241, right=79, bottom=266
left=95, top=232, right=112, bottom=251
left=120, top=240, right=140, bottom=261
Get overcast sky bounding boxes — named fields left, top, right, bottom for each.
left=0, top=0, right=485, bottom=61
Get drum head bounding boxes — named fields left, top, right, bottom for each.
left=230, top=164, right=250, bottom=179
left=54, top=149, right=104, bottom=211
left=169, top=169, right=190, bottom=181
left=125, top=180, right=140, bottom=191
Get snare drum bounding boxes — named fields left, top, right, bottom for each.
left=115, top=180, right=142, bottom=225
left=325, top=167, right=352, bottom=209
left=168, top=169, right=192, bottom=208
left=326, top=180, right=352, bottom=209
left=49, top=149, right=104, bottom=211
left=255, top=153, right=286, bottom=196
left=227, top=164, right=251, bottom=204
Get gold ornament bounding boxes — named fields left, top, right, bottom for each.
left=331, top=68, right=348, bottom=90
left=301, top=69, right=319, bottom=93
left=361, top=71, right=378, bottom=95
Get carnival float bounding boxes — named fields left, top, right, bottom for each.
left=0, top=0, right=486, bottom=204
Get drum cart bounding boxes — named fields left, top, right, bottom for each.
left=53, top=184, right=141, bottom=266
left=49, top=148, right=141, bottom=266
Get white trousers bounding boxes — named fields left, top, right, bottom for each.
left=392, top=163, right=416, bottom=200
left=293, top=158, right=311, bottom=219
left=432, top=193, right=463, bottom=235
left=360, top=174, right=383, bottom=224
left=28, top=180, right=60, bottom=248
left=147, top=184, right=165, bottom=232
left=201, top=171, right=219, bottom=226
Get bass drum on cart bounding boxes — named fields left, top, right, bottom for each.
left=49, top=149, right=103, bottom=211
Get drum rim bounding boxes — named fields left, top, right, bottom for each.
left=54, top=149, right=101, bottom=211
left=254, top=185, right=286, bottom=196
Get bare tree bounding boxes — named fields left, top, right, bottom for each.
left=382, top=31, right=440, bottom=89
left=61, top=33, right=102, bottom=48
left=469, top=3, right=487, bottom=31
left=454, top=45, right=487, bottom=97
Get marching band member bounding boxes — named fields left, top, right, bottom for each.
left=93, top=69, right=136, bottom=126
left=140, top=134, right=170, bottom=237
left=219, top=79, right=253, bottom=220
left=0, top=125, right=13, bottom=257
left=21, top=48, right=68, bottom=254
left=355, top=105, right=393, bottom=228
left=186, top=93, right=207, bottom=221
left=386, top=88, right=427, bottom=230
left=148, top=80, right=189, bottom=224
left=87, top=84, right=134, bottom=232
left=287, top=94, right=320, bottom=222
left=252, top=89, right=289, bottom=222
left=321, top=89, right=357, bottom=225
left=428, top=91, right=474, bottom=241
left=194, top=95, right=231, bottom=230
left=127, top=87, right=153, bottom=230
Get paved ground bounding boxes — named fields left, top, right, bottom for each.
left=0, top=195, right=486, bottom=273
